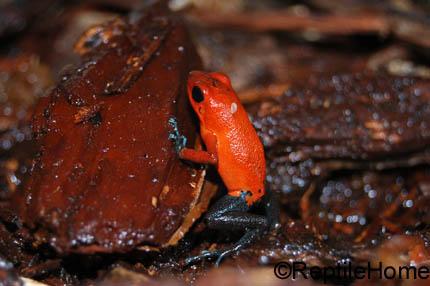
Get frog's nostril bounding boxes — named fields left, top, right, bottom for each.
left=192, top=86, right=204, bottom=103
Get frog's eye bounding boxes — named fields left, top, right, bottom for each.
left=192, top=86, right=204, bottom=103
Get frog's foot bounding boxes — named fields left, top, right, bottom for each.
left=184, top=190, right=280, bottom=267
left=184, top=228, right=263, bottom=267
left=168, top=117, right=187, bottom=152
left=184, top=250, right=223, bottom=266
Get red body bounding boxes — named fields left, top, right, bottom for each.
left=180, top=71, right=266, bottom=205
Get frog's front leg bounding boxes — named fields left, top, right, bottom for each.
left=169, top=117, right=218, bottom=165
left=179, top=148, right=217, bottom=165
left=179, top=130, right=218, bottom=165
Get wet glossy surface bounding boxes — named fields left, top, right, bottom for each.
left=13, top=6, right=210, bottom=254
left=306, top=169, right=430, bottom=241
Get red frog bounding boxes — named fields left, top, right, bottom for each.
left=170, top=71, right=280, bottom=266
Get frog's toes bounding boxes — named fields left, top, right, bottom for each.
left=184, top=250, right=222, bottom=267
left=174, top=135, right=187, bottom=152
left=168, top=117, right=177, bottom=127
left=168, top=116, right=188, bottom=152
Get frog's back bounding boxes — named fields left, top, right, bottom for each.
left=214, top=105, right=266, bottom=195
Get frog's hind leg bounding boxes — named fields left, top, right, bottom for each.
left=184, top=190, right=280, bottom=267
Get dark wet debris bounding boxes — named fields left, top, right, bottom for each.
left=0, top=56, right=52, bottom=152
left=248, top=72, right=430, bottom=195
left=304, top=168, right=430, bottom=242
left=251, top=73, right=430, bottom=155
left=0, top=257, right=21, bottom=286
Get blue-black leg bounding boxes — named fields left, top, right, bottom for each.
left=185, top=190, right=280, bottom=266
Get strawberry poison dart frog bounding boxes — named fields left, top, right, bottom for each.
left=169, top=71, right=280, bottom=266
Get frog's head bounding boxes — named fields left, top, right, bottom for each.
left=187, top=71, right=240, bottom=124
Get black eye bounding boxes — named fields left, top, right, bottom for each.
left=192, top=86, right=204, bottom=103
